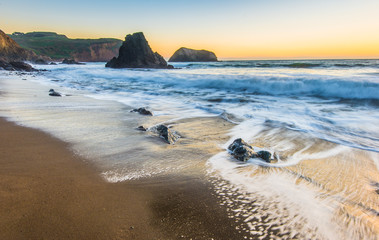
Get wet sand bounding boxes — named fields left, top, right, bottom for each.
left=0, top=117, right=240, bottom=239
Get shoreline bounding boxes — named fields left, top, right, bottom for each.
left=1, top=60, right=378, bottom=239
left=0, top=117, right=241, bottom=239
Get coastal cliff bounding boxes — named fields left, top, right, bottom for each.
left=9, top=32, right=122, bottom=62
left=0, top=30, right=40, bottom=61
left=168, top=47, right=217, bottom=62
left=106, top=32, right=171, bottom=69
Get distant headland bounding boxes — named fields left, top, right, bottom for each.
left=8, top=31, right=122, bottom=62
left=169, top=47, right=217, bottom=62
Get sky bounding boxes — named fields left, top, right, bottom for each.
left=1, top=0, right=379, bottom=59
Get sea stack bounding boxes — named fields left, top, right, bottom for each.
left=106, top=32, right=171, bottom=69
left=168, top=47, right=217, bottom=62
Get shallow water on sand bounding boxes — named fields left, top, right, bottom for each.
left=1, top=59, right=378, bottom=239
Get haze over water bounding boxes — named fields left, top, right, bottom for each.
left=1, top=59, right=379, bottom=239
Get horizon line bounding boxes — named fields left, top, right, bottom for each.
left=5, top=30, right=379, bottom=61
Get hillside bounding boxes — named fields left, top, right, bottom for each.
left=0, top=29, right=40, bottom=61
left=9, top=32, right=122, bottom=62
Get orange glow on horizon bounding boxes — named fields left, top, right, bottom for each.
left=2, top=0, right=379, bottom=60
left=3, top=24, right=379, bottom=60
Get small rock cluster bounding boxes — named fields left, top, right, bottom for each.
left=228, top=138, right=275, bottom=163
left=132, top=106, right=179, bottom=144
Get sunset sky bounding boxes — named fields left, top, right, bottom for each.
left=1, top=0, right=379, bottom=59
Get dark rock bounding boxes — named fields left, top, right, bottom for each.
left=105, top=32, right=170, bottom=69
left=136, top=126, right=147, bottom=131
left=228, top=138, right=258, bottom=162
left=9, top=61, right=36, bottom=71
left=49, top=62, right=57, bottom=65
left=131, top=107, right=153, bottom=116
left=34, top=58, right=48, bottom=64
left=49, top=89, right=61, bottom=97
left=228, top=138, right=277, bottom=163
left=61, top=58, right=84, bottom=65
left=0, top=59, right=11, bottom=70
left=156, top=125, right=179, bottom=144
left=168, top=47, right=218, bottom=62
left=0, top=60, right=36, bottom=72
left=257, top=151, right=272, bottom=163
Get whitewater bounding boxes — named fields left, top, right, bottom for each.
left=1, top=59, right=378, bottom=239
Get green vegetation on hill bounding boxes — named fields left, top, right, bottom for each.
left=9, top=32, right=122, bottom=61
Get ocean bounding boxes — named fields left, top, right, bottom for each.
left=1, top=59, right=378, bottom=239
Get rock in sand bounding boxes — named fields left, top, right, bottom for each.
left=131, top=107, right=153, bottom=116
left=49, top=89, right=61, bottom=97
left=228, top=138, right=275, bottom=163
left=156, top=125, right=179, bottom=144
left=228, top=138, right=259, bottom=162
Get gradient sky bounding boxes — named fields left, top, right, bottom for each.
left=1, top=0, right=379, bottom=59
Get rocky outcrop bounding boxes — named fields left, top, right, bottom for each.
left=0, top=60, right=36, bottom=71
left=227, top=138, right=275, bottom=163
left=130, top=107, right=153, bottom=116
left=61, top=58, right=84, bottom=65
left=106, top=32, right=172, bottom=69
left=156, top=125, right=180, bottom=144
left=0, top=29, right=49, bottom=62
left=168, top=47, right=217, bottom=62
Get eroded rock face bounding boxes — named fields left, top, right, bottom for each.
left=0, top=29, right=50, bottom=62
left=168, top=47, right=217, bottom=62
left=106, top=32, right=171, bottom=69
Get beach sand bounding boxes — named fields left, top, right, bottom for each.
left=0, top=117, right=241, bottom=239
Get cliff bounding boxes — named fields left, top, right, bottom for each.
left=9, top=32, right=122, bottom=62
left=168, top=47, right=218, bottom=62
left=106, top=32, right=171, bottom=69
left=0, top=29, right=40, bottom=61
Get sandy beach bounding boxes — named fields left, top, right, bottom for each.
left=1, top=58, right=378, bottom=240
left=0, top=117, right=242, bottom=240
